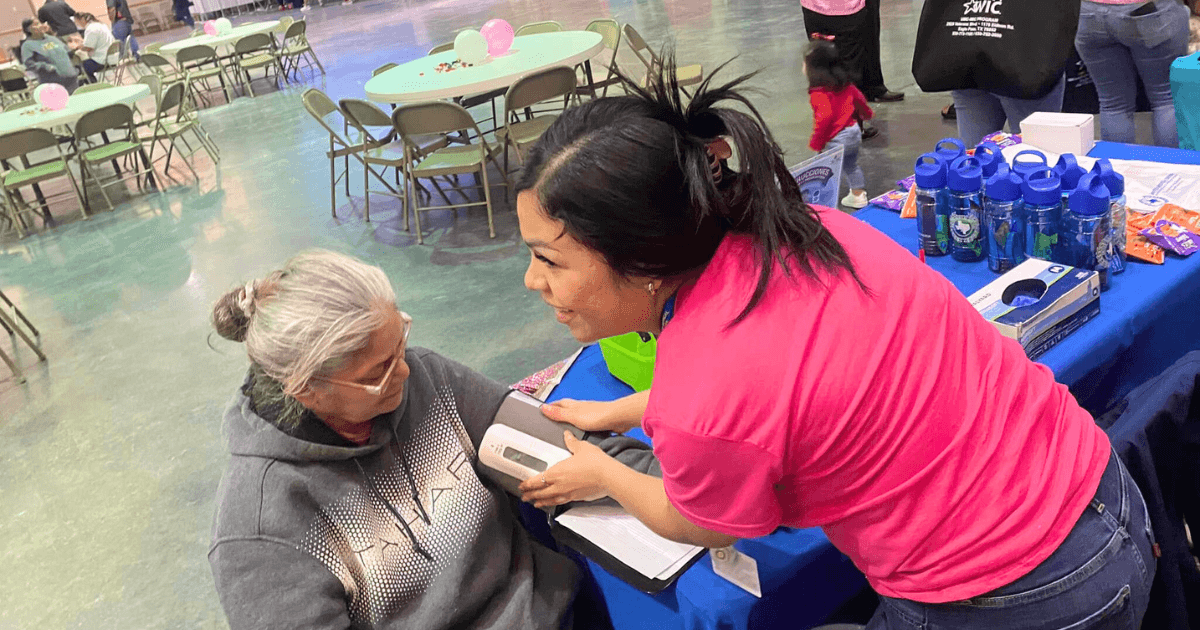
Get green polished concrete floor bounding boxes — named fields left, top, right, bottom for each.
left=0, top=0, right=1158, bottom=627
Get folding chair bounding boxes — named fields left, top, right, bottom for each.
left=422, top=43, right=502, bottom=136
left=175, top=44, right=235, bottom=105
left=427, top=41, right=454, bottom=56
left=496, top=66, right=577, bottom=173
left=0, top=68, right=33, bottom=109
left=392, top=101, right=509, bottom=244
left=146, top=81, right=220, bottom=179
left=143, top=42, right=164, bottom=54
left=514, top=21, right=563, bottom=36
left=0, top=128, right=87, bottom=238
left=73, top=82, right=115, bottom=95
left=302, top=88, right=395, bottom=218
left=577, top=19, right=622, bottom=98
left=278, top=20, right=325, bottom=81
left=139, top=52, right=183, bottom=84
left=622, top=24, right=703, bottom=96
left=0, top=288, right=47, bottom=384
left=340, top=98, right=448, bottom=224
left=373, top=63, right=398, bottom=77
left=232, top=33, right=285, bottom=97
left=74, top=104, right=158, bottom=211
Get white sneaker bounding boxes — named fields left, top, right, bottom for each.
left=300, top=4, right=311, bottom=10
left=841, top=191, right=869, bottom=209
left=341, top=0, right=352, bottom=4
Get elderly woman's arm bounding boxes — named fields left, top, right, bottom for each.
left=209, top=538, right=351, bottom=630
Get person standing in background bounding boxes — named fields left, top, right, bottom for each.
left=107, top=0, right=139, bottom=61
left=800, top=0, right=903, bottom=104
left=861, top=0, right=902, bottom=102
left=1075, top=0, right=1190, bottom=148
left=173, top=0, right=195, bottom=28
left=37, top=0, right=80, bottom=44
left=19, top=18, right=80, bottom=94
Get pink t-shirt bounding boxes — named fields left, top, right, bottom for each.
left=643, top=208, right=1110, bottom=603
left=801, top=0, right=865, bottom=15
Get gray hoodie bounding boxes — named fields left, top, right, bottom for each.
left=20, top=35, right=78, bottom=86
left=209, top=348, right=658, bottom=630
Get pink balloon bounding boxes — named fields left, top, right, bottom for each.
left=203, top=20, right=218, bottom=36
left=34, top=83, right=69, bottom=111
left=480, top=19, right=514, bottom=57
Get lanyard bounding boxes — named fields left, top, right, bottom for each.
left=660, top=296, right=676, bottom=330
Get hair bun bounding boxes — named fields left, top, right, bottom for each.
left=212, top=286, right=253, bottom=343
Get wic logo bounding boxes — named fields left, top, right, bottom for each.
left=962, top=0, right=1003, bottom=15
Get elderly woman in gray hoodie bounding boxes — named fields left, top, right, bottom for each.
left=19, top=17, right=79, bottom=94
left=208, top=249, right=652, bottom=630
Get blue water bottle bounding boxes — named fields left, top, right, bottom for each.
left=935, top=138, right=966, bottom=165
left=1060, top=172, right=1113, bottom=291
left=1053, top=154, right=1087, bottom=203
left=914, top=153, right=949, bottom=257
left=1092, top=159, right=1127, bottom=274
left=973, top=142, right=1003, bottom=194
left=1012, top=150, right=1048, bottom=181
left=947, top=156, right=986, bottom=262
left=1022, top=169, right=1062, bottom=261
left=984, top=163, right=1025, bottom=273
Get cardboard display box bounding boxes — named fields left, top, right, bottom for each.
left=1019, top=112, right=1096, bottom=156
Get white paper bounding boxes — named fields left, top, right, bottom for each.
left=555, top=504, right=702, bottom=579
left=710, top=546, right=762, bottom=598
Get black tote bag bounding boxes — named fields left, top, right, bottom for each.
left=912, top=0, right=1082, bottom=99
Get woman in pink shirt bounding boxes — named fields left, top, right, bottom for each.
left=514, top=62, right=1155, bottom=629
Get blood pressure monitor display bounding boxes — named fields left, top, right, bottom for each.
left=503, top=446, right=548, bottom=472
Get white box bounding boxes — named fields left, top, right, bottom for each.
left=967, top=259, right=1100, bottom=360
left=1019, top=112, right=1095, bottom=156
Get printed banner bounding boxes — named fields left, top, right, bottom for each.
left=789, top=145, right=844, bottom=208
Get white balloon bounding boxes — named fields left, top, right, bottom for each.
left=454, top=30, right=488, bottom=65
left=215, top=17, right=232, bottom=35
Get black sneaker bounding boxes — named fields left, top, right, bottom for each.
left=867, top=90, right=905, bottom=103
left=861, top=126, right=880, bottom=140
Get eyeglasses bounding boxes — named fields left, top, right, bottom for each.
left=311, top=312, right=411, bottom=396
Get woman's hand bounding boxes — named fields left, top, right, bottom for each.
left=541, top=398, right=620, bottom=432
left=519, top=432, right=618, bottom=508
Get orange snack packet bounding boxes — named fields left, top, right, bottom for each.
left=1126, top=223, right=1165, bottom=264
left=900, top=187, right=918, bottom=219
left=1153, top=204, right=1200, bottom=234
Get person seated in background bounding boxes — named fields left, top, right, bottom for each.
left=72, top=13, right=115, bottom=83
left=208, top=249, right=654, bottom=630
left=19, top=18, right=79, bottom=94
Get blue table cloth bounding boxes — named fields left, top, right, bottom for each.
left=548, top=345, right=866, bottom=630
left=858, top=141, right=1200, bottom=413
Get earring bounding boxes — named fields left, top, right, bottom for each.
left=646, top=282, right=657, bottom=297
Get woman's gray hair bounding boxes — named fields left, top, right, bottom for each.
left=212, top=249, right=397, bottom=402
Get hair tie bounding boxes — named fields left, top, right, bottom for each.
left=239, top=281, right=256, bottom=318
left=811, top=33, right=835, bottom=42
left=705, top=138, right=733, bottom=184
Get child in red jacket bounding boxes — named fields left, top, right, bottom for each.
left=806, top=37, right=874, bottom=209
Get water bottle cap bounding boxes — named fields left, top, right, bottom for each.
left=1022, top=168, right=1062, bottom=206
left=935, top=138, right=966, bottom=163
left=1068, top=172, right=1112, bottom=216
left=1090, top=158, right=1125, bottom=196
left=1053, top=155, right=1088, bottom=193
left=973, top=142, right=1002, bottom=178
left=1012, top=150, right=1048, bottom=179
left=985, top=163, right=1022, bottom=202
left=948, top=156, right=983, bottom=192
left=913, top=153, right=947, bottom=189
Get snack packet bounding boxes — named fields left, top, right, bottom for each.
left=895, top=175, right=916, bottom=192
left=980, top=131, right=1022, bottom=148
left=900, top=187, right=918, bottom=219
left=1153, top=204, right=1200, bottom=234
left=1139, top=220, right=1200, bottom=256
left=870, top=190, right=908, bottom=212
left=1126, top=223, right=1165, bottom=264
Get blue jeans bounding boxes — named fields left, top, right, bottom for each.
left=82, top=58, right=103, bottom=82
left=952, top=75, right=1066, bottom=147
left=1075, top=0, right=1190, bottom=147
left=866, top=450, right=1155, bottom=629
left=828, top=123, right=865, bottom=190
left=112, top=19, right=139, bottom=59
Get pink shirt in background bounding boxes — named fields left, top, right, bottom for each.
left=1086, top=0, right=1144, bottom=4
left=800, top=0, right=865, bottom=15
left=643, top=208, right=1111, bottom=603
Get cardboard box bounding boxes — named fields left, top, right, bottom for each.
left=1019, top=112, right=1095, bottom=156
left=967, top=259, right=1101, bottom=360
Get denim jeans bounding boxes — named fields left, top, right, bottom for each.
left=866, top=450, right=1155, bottom=629
left=1075, top=0, right=1190, bottom=147
left=951, top=75, right=1066, bottom=147
left=111, top=19, right=139, bottom=59
left=82, top=58, right=103, bottom=82
left=828, top=123, right=865, bottom=191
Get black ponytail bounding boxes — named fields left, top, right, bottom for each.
left=517, top=53, right=865, bottom=325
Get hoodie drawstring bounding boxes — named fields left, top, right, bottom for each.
left=354, top=452, right=434, bottom=563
